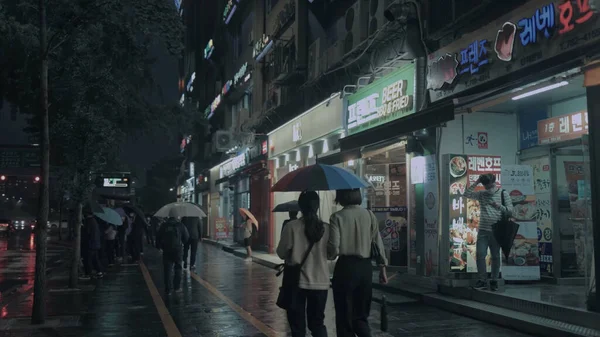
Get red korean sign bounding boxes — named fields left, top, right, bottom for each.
left=537, top=110, right=588, bottom=145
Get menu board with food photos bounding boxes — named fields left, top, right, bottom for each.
left=447, top=154, right=501, bottom=273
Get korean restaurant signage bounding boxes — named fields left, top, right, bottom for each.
left=233, top=62, right=251, bottom=86
left=204, top=39, right=214, bottom=59
left=427, top=0, right=599, bottom=102
left=268, top=96, right=343, bottom=157
left=220, top=152, right=248, bottom=178
left=186, top=72, right=195, bottom=92
left=222, top=80, right=232, bottom=96
left=210, top=94, right=222, bottom=115
left=223, top=0, right=239, bottom=24
left=537, top=110, right=588, bottom=145
left=446, top=154, right=502, bottom=273
left=253, top=34, right=273, bottom=62
left=346, top=63, right=415, bottom=135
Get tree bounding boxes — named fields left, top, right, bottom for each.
left=0, top=0, right=184, bottom=324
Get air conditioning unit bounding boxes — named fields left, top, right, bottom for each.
left=213, top=130, right=235, bottom=152
left=368, top=0, right=394, bottom=36
left=326, top=40, right=344, bottom=70
left=342, top=0, right=368, bottom=56
left=307, top=38, right=321, bottom=80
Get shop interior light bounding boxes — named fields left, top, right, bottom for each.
left=511, top=81, right=569, bottom=100
left=347, top=160, right=355, bottom=166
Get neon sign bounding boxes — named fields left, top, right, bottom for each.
left=186, top=72, right=196, bottom=92
left=233, top=63, right=249, bottom=86
left=223, top=0, right=240, bottom=24
left=222, top=80, right=232, bottom=96
left=458, top=39, right=489, bottom=75
left=204, top=39, right=214, bottom=59
left=211, top=94, right=222, bottom=114
left=253, top=34, right=273, bottom=61
left=558, top=0, right=594, bottom=35
left=517, top=4, right=555, bottom=46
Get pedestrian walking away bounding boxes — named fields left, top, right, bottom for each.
left=105, top=224, right=118, bottom=266
left=464, top=173, right=513, bottom=291
left=182, top=216, right=201, bottom=270
left=277, top=191, right=331, bottom=337
left=157, top=215, right=189, bottom=294
left=328, top=189, right=388, bottom=337
left=82, top=207, right=104, bottom=279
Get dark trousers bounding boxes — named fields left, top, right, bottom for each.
left=145, top=226, right=154, bottom=245
left=117, top=233, right=127, bottom=258
left=128, top=234, right=142, bottom=261
left=163, top=250, right=183, bottom=292
left=106, top=240, right=116, bottom=265
left=286, top=289, right=328, bottom=337
left=83, top=249, right=103, bottom=275
left=183, top=239, right=198, bottom=267
left=332, top=256, right=373, bottom=337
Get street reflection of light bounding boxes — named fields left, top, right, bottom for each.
left=29, top=235, right=35, bottom=250
left=1, top=306, right=7, bottom=318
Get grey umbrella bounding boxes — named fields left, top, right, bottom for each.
left=272, top=200, right=300, bottom=213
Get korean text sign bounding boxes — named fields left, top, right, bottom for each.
left=537, top=110, right=588, bottom=145
left=346, top=63, right=415, bottom=135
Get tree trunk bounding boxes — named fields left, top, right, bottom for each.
left=69, top=202, right=82, bottom=288
left=31, top=0, right=49, bottom=324
left=58, top=197, right=63, bottom=241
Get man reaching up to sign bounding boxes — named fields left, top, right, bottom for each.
left=463, top=173, right=513, bottom=291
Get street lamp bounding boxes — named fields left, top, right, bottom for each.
left=0, top=175, right=5, bottom=181
left=169, top=188, right=174, bottom=192
left=34, top=176, right=40, bottom=182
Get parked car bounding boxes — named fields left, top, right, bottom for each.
left=0, top=219, right=15, bottom=237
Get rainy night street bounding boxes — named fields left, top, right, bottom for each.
left=0, top=238, right=535, bottom=337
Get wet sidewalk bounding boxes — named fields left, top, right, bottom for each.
left=0, top=264, right=168, bottom=336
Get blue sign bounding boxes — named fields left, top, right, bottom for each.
left=518, top=108, right=547, bottom=150
left=458, top=39, right=489, bottom=75
left=517, top=4, right=555, bottom=46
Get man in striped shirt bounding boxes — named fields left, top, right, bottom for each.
left=464, top=173, right=513, bottom=291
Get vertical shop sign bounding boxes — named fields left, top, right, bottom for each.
left=527, top=157, right=553, bottom=275
left=214, top=217, right=229, bottom=239
left=537, top=110, right=589, bottom=144
left=502, top=165, right=540, bottom=281
left=423, top=155, right=439, bottom=276
left=448, top=154, right=501, bottom=273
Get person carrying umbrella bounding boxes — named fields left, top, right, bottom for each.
left=82, top=206, right=104, bottom=279
left=282, top=211, right=299, bottom=234
left=156, top=214, right=189, bottom=295
left=182, top=216, right=201, bottom=270
left=463, top=173, right=513, bottom=291
left=240, top=208, right=258, bottom=261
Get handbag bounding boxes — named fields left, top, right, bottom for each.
left=368, top=210, right=385, bottom=266
left=492, top=189, right=520, bottom=260
left=275, top=241, right=315, bottom=310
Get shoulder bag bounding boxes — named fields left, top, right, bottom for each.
left=368, top=210, right=386, bottom=266
left=275, top=241, right=315, bottom=310
left=492, top=189, right=520, bottom=260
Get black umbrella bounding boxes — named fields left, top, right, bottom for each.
left=493, top=219, right=520, bottom=260
left=272, top=201, right=300, bottom=213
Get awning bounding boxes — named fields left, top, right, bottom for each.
left=316, top=148, right=361, bottom=165
left=339, top=100, right=455, bottom=152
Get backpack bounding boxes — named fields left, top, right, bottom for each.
left=161, top=223, right=181, bottom=252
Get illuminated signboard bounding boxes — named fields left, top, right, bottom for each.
left=204, top=39, right=214, bottom=59
left=222, top=80, right=232, bottom=96
left=253, top=34, right=273, bottom=61
left=220, top=152, right=247, bottom=178
left=103, top=177, right=129, bottom=188
left=233, top=62, right=249, bottom=86
left=427, top=0, right=599, bottom=102
left=186, top=72, right=196, bottom=92
left=223, top=0, right=240, bottom=24
left=209, top=94, right=222, bottom=117
left=179, top=93, right=185, bottom=106
left=180, top=135, right=192, bottom=153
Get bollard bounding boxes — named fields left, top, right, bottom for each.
left=380, top=295, right=388, bottom=332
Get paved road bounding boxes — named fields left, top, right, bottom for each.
left=0, top=230, right=69, bottom=307
left=0, top=239, right=536, bottom=336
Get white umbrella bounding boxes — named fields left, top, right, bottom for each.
left=154, top=202, right=207, bottom=218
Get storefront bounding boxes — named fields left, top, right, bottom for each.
left=209, top=137, right=270, bottom=248
left=331, top=62, right=454, bottom=269
left=425, top=0, right=600, bottom=310
left=268, top=94, right=344, bottom=247
left=195, top=171, right=210, bottom=238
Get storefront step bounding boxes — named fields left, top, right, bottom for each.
left=371, top=288, right=420, bottom=307
left=439, top=285, right=600, bottom=331
left=423, top=293, right=600, bottom=337
left=371, top=272, right=437, bottom=300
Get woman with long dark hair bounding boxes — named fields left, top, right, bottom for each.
left=276, top=191, right=331, bottom=337
left=328, top=189, right=388, bottom=337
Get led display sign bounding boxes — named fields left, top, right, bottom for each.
left=204, top=39, right=214, bottom=59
